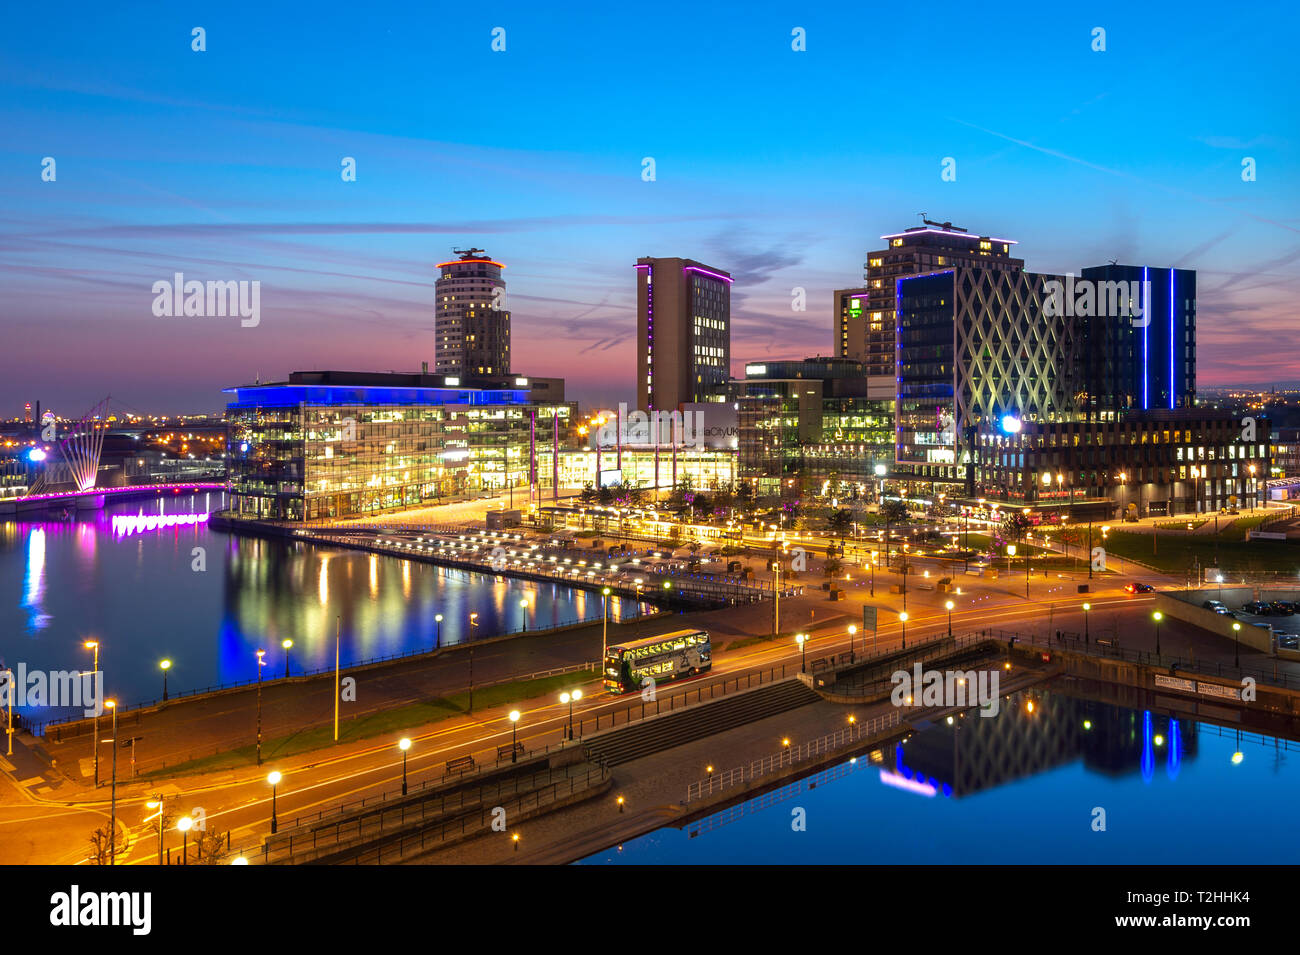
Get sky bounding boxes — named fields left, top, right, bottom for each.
left=1, top=0, right=1297, bottom=416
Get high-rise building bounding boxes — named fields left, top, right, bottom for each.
left=847, top=221, right=1024, bottom=388
left=435, top=249, right=510, bottom=377
left=1076, top=265, right=1196, bottom=417
left=635, top=257, right=731, bottom=412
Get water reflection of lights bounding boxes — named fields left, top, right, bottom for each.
left=879, top=770, right=937, bottom=797
left=22, top=527, right=49, bottom=632
left=110, top=511, right=210, bottom=536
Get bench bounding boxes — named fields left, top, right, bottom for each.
left=444, top=755, right=476, bottom=777
left=497, top=741, right=525, bottom=761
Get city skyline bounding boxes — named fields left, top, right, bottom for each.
left=2, top=2, right=1297, bottom=415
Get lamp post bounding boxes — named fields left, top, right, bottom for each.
left=399, top=737, right=411, bottom=795
left=177, top=815, right=193, bottom=865
left=1232, top=621, right=1241, bottom=668
left=601, top=587, right=612, bottom=666
left=267, top=770, right=281, bottom=834
left=146, top=795, right=165, bottom=864
left=1083, top=602, right=1091, bottom=644
left=796, top=633, right=807, bottom=673
left=945, top=600, right=954, bottom=637
left=159, top=658, right=171, bottom=702
left=1152, top=611, right=1163, bottom=658
left=281, top=639, right=293, bottom=678
left=333, top=615, right=341, bottom=743
left=847, top=624, right=857, bottom=661
left=4, top=667, right=12, bottom=756
left=469, top=612, right=479, bottom=714
left=508, top=710, right=521, bottom=763
left=899, top=611, right=908, bottom=649
left=1248, top=464, right=1256, bottom=513
left=255, top=648, right=267, bottom=765
left=434, top=613, right=443, bottom=649
left=105, top=698, right=117, bottom=864
left=85, top=640, right=100, bottom=787
left=520, top=598, right=530, bottom=633
left=561, top=688, right=583, bottom=740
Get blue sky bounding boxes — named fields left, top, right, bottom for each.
left=1, top=0, right=1297, bottom=414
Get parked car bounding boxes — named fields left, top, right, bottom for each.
left=1241, top=601, right=1271, bottom=616
left=1279, top=635, right=1300, bottom=650
left=1124, top=582, right=1155, bottom=594
left=1202, top=599, right=1227, bottom=612
left=1215, top=607, right=1237, bottom=617
left=1269, top=600, right=1297, bottom=615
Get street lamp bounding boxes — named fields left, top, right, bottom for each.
left=1152, top=611, right=1164, bottom=657
left=146, top=796, right=166, bottom=864
left=796, top=632, right=807, bottom=673
left=399, top=738, right=411, bottom=795
left=945, top=600, right=954, bottom=637
left=159, top=658, right=171, bottom=702
left=601, top=587, right=612, bottom=667
left=1232, top=621, right=1241, bottom=668
left=899, top=611, right=909, bottom=649
left=560, top=688, right=582, bottom=740
left=267, top=770, right=282, bottom=834
left=281, top=638, right=293, bottom=678
left=434, top=613, right=443, bottom=648
left=508, top=709, right=521, bottom=763
left=105, top=698, right=118, bottom=865
left=847, top=624, right=857, bottom=661
left=84, top=640, right=100, bottom=787
left=1083, top=602, right=1091, bottom=644
left=176, top=815, right=193, bottom=865
left=255, top=648, right=267, bottom=765
left=520, top=598, right=530, bottom=633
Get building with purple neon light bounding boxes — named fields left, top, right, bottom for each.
left=635, top=257, right=731, bottom=412
left=845, top=221, right=1024, bottom=393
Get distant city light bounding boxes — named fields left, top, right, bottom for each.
left=1000, top=414, right=1022, bottom=434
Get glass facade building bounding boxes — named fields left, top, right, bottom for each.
left=729, top=358, right=894, bottom=493
left=224, top=372, right=570, bottom=521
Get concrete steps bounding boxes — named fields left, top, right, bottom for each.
left=582, top=679, right=821, bottom=767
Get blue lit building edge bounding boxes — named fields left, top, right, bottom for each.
left=223, top=384, right=530, bottom=409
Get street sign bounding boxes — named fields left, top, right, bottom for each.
left=863, top=606, right=878, bottom=632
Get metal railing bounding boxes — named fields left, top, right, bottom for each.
left=1014, top=627, right=1298, bottom=690
left=684, top=709, right=902, bottom=801
left=260, top=760, right=598, bottom=864
left=241, top=762, right=610, bottom=865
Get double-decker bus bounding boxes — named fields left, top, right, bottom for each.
left=603, top=629, right=712, bottom=693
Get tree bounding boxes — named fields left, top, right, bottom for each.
left=87, top=823, right=123, bottom=865
left=193, top=828, right=230, bottom=865
left=579, top=483, right=597, bottom=505
left=1001, top=511, right=1033, bottom=542
left=880, top=500, right=909, bottom=569
left=824, top=556, right=843, bottom=580
left=827, top=508, right=853, bottom=544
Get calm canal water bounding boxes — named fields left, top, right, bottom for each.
left=579, top=686, right=1300, bottom=864
left=1, top=492, right=647, bottom=718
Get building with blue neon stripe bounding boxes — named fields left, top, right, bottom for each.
left=224, top=370, right=572, bottom=521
